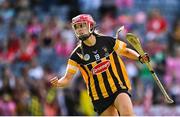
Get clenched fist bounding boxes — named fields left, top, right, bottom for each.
left=138, top=53, right=150, bottom=63
left=50, top=76, right=59, bottom=87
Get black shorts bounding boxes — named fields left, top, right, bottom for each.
left=92, top=89, right=131, bottom=115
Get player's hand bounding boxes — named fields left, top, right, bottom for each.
left=138, top=53, right=150, bottom=63
left=50, top=76, right=59, bottom=87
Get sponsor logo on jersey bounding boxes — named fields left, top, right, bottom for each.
left=92, top=60, right=110, bottom=75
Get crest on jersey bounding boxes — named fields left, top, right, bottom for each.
left=102, top=46, right=109, bottom=56
left=84, top=54, right=90, bottom=61
left=102, top=46, right=108, bottom=52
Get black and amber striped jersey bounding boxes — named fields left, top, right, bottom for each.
left=67, top=34, right=131, bottom=101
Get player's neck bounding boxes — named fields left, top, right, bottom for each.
left=83, top=34, right=96, bottom=46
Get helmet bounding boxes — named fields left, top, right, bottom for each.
left=72, top=14, right=96, bottom=41
left=72, top=14, right=95, bottom=30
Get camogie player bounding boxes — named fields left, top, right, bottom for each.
left=50, top=14, right=149, bottom=116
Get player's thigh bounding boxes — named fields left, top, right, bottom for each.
left=100, top=104, right=119, bottom=116
left=114, top=92, right=135, bottom=116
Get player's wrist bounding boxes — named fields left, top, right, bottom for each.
left=138, top=53, right=150, bottom=63
left=138, top=54, right=143, bottom=63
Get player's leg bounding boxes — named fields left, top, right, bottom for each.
left=100, top=104, right=119, bottom=116
left=114, top=93, right=135, bottom=116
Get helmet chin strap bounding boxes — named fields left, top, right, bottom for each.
left=78, top=33, right=91, bottom=41
left=78, top=27, right=96, bottom=60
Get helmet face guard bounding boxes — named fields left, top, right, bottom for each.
left=72, top=14, right=96, bottom=41
left=72, top=21, right=91, bottom=41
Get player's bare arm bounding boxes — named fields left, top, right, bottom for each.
left=120, top=48, right=140, bottom=60
left=114, top=39, right=150, bottom=63
left=50, top=59, right=78, bottom=88
left=122, top=48, right=150, bottom=63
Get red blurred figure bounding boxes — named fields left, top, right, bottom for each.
left=146, top=9, right=167, bottom=40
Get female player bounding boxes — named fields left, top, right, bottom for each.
left=50, top=14, right=149, bottom=116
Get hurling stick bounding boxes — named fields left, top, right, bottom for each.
left=126, top=33, right=174, bottom=104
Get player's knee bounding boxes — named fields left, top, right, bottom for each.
left=100, top=105, right=119, bottom=116
left=120, top=105, right=135, bottom=116
left=116, top=101, right=134, bottom=116
left=120, top=111, right=135, bottom=116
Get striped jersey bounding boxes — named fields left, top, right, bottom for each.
left=67, top=34, right=131, bottom=101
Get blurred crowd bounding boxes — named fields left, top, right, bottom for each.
left=0, top=0, right=180, bottom=116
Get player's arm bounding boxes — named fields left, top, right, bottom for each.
left=121, top=48, right=140, bottom=60
left=50, top=59, right=79, bottom=88
left=114, top=39, right=149, bottom=63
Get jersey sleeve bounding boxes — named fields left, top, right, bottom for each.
left=67, top=59, right=79, bottom=74
left=67, top=45, right=81, bottom=74
left=113, top=39, right=127, bottom=55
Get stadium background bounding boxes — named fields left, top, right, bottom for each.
left=0, top=0, right=179, bottom=115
